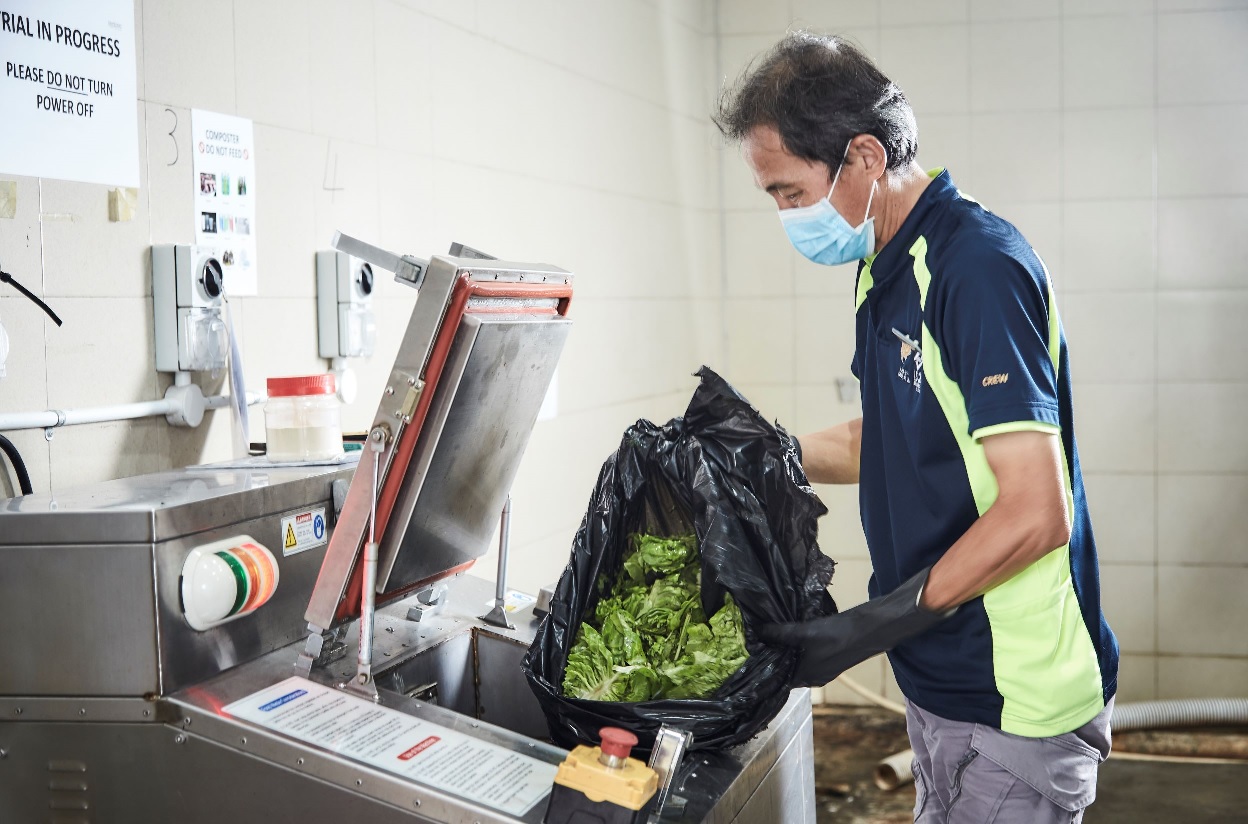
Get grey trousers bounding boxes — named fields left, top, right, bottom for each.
left=907, top=698, right=1113, bottom=824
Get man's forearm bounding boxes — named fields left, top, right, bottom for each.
left=919, top=431, right=1071, bottom=612
left=799, top=418, right=862, bottom=484
left=919, top=498, right=1070, bottom=612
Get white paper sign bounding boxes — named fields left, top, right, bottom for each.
left=192, top=109, right=258, bottom=296
left=0, top=0, right=139, bottom=186
left=224, top=677, right=557, bottom=816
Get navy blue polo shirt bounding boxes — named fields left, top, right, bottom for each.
left=851, top=169, right=1118, bottom=737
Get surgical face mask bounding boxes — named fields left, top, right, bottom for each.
left=778, top=151, right=878, bottom=266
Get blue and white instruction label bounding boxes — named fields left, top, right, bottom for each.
left=224, top=677, right=557, bottom=816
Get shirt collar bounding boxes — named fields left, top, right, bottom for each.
left=865, top=168, right=957, bottom=282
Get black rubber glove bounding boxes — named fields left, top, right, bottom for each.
left=758, top=566, right=953, bottom=688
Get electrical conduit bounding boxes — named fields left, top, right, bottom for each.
left=0, top=390, right=265, bottom=432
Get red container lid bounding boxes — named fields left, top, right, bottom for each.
left=267, top=374, right=336, bottom=397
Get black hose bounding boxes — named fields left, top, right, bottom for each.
left=0, top=267, right=63, bottom=326
left=0, top=433, right=33, bottom=496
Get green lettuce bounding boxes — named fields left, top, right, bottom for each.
left=561, top=533, right=749, bottom=702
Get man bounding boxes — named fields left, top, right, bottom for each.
left=714, top=32, right=1118, bottom=823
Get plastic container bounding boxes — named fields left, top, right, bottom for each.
left=264, top=374, right=343, bottom=461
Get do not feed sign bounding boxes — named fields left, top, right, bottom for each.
left=0, top=0, right=138, bottom=186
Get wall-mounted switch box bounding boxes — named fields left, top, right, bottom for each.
left=153, top=244, right=229, bottom=372
left=317, top=250, right=376, bottom=359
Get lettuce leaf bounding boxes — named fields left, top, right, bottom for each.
left=561, top=533, right=749, bottom=702
left=621, top=533, right=697, bottom=585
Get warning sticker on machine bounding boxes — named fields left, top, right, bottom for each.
left=280, top=508, right=327, bottom=556
left=223, top=677, right=557, bottom=815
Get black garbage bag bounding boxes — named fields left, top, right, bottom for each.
left=522, top=367, right=837, bottom=752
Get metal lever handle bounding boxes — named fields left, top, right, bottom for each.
left=332, top=230, right=428, bottom=289
left=479, top=496, right=515, bottom=630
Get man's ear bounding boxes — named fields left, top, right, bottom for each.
left=849, top=134, right=888, bottom=181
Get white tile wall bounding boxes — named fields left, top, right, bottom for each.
left=1084, top=474, right=1156, bottom=564
left=718, top=0, right=792, bottom=34
left=1157, top=656, right=1248, bottom=699
left=1158, top=0, right=1248, bottom=8
left=1157, top=566, right=1248, bottom=656
left=970, top=20, right=1060, bottom=113
left=1101, top=562, right=1156, bottom=653
left=1062, top=14, right=1156, bottom=109
left=48, top=418, right=169, bottom=490
left=1158, top=474, right=1248, bottom=565
left=145, top=103, right=195, bottom=247
left=1062, top=108, right=1156, bottom=201
left=1157, top=292, right=1248, bottom=382
left=1061, top=291, right=1156, bottom=383
left=1071, top=383, right=1157, bottom=473
left=970, top=113, right=1061, bottom=203
left=308, top=0, right=378, bottom=144
left=881, top=0, right=970, bottom=26
left=879, top=25, right=971, bottom=115
left=1116, top=653, right=1158, bottom=701
left=972, top=0, right=1061, bottom=20
left=1157, top=11, right=1248, bottom=105
left=915, top=114, right=974, bottom=190
left=723, top=212, right=795, bottom=297
left=724, top=298, right=795, bottom=385
left=1158, top=384, right=1248, bottom=472
left=1157, top=104, right=1248, bottom=197
left=1062, top=200, right=1156, bottom=292
left=794, top=298, right=856, bottom=383
left=0, top=175, right=45, bottom=315
left=374, top=2, right=435, bottom=156
left=1158, top=198, right=1248, bottom=289
left=233, top=0, right=313, bottom=132
left=1063, top=0, right=1158, bottom=16
left=142, top=0, right=236, bottom=112
left=791, top=0, right=881, bottom=29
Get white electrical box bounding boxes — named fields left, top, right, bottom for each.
left=153, top=244, right=229, bottom=372
left=316, top=250, right=376, bottom=359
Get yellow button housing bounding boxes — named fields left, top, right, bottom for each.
left=551, top=745, right=659, bottom=811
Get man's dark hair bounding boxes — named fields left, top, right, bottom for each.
left=714, top=31, right=918, bottom=175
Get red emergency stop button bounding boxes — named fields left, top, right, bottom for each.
left=599, top=727, right=638, bottom=761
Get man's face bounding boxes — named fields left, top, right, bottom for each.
left=742, top=125, right=874, bottom=225
left=742, top=125, right=832, bottom=211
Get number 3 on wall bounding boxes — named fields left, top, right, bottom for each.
left=165, top=108, right=179, bottom=167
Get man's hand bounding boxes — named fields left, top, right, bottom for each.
left=920, top=429, right=1071, bottom=612
left=799, top=417, right=863, bottom=484
left=759, top=566, right=951, bottom=687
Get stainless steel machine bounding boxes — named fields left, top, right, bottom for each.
left=0, top=239, right=816, bottom=823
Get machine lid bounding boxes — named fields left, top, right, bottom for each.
left=304, top=254, right=572, bottom=629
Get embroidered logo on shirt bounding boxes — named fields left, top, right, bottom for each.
left=892, top=329, right=923, bottom=395
left=981, top=373, right=1009, bottom=387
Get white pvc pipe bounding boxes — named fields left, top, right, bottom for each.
left=0, top=392, right=264, bottom=432
left=875, top=749, right=915, bottom=790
